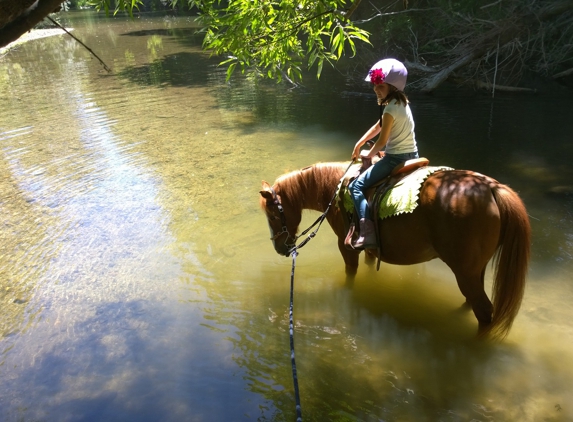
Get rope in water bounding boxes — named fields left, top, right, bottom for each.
left=285, top=160, right=355, bottom=421
left=289, top=250, right=303, bottom=422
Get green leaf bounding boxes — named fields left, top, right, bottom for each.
left=226, top=62, right=237, bottom=80
left=337, top=26, right=344, bottom=57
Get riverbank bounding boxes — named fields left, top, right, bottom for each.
left=0, top=28, right=72, bottom=55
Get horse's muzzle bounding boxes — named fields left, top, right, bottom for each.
left=274, top=245, right=293, bottom=257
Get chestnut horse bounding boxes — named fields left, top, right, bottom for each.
left=259, top=162, right=531, bottom=339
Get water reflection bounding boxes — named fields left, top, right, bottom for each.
left=1, top=11, right=572, bottom=422
left=118, top=51, right=216, bottom=87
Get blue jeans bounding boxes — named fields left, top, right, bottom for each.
left=349, top=151, right=419, bottom=220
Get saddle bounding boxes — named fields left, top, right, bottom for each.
left=339, top=156, right=430, bottom=255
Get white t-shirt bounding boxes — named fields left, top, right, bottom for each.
left=383, top=100, right=417, bottom=154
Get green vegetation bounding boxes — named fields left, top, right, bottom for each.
left=89, top=0, right=370, bottom=83
left=86, top=0, right=573, bottom=90
left=1, top=0, right=572, bottom=90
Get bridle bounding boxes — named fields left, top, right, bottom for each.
left=266, top=186, right=297, bottom=252
left=265, top=160, right=356, bottom=256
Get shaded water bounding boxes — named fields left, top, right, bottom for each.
left=1, top=11, right=573, bottom=422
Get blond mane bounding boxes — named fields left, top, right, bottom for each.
left=274, top=162, right=349, bottom=211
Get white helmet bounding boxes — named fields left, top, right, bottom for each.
left=364, top=58, right=408, bottom=91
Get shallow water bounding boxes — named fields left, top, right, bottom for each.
left=1, top=11, right=573, bottom=422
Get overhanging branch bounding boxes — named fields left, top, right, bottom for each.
left=0, top=0, right=65, bottom=48
left=46, top=16, right=111, bottom=72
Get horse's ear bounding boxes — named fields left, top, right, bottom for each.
left=260, top=181, right=273, bottom=200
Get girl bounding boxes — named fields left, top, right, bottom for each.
left=349, top=58, right=419, bottom=249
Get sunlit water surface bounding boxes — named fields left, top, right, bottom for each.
left=1, top=12, right=572, bottom=422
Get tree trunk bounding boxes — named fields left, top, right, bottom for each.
left=0, top=0, right=65, bottom=49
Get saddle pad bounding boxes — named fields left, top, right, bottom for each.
left=378, top=166, right=453, bottom=219
left=338, top=166, right=453, bottom=220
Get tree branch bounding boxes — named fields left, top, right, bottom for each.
left=46, top=16, right=111, bottom=73
left=480, top=0, right=502, bottom=10
left=420, top=46, right=492, bottom=92
left=553, top=67, right=573, bottom=78
left=354, top=7, right=441, bottom=24
left=344, top=0, right=363, bottom=19
left=0, top=0, right=65, bottom=49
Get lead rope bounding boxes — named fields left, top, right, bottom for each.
left=285, top=160, right=355, bottom=421
left=289, top=250, right=303, bottom=422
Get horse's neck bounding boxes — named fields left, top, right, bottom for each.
left=297, top=165, right=338, bottom=212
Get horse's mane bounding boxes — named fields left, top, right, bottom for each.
left=274, top=162, right=348, bottom=211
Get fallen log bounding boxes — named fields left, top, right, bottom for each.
left=474, top=80, right=537, bottom=93
left=419, top=50, right=486, bottom=92
left=553, top=67, right=573, bottom=79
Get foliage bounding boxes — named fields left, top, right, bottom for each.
left=12, top=0, right=570, bottom=90
left=88, top=0, right=370, bottom=83
left=88, top=0, right=145, bottom=16
left=191, top=0, right=370, bottom=83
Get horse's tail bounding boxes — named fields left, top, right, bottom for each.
left=485, top=183, right=531, bottom=339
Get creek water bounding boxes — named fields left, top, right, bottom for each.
left=1, top=11, right=572, bottom=422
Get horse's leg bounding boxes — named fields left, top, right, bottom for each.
left=454, top=269, right=493, bottom=335
left=337, top=237, right=360, bottom=283
left=364, top=250, right=376, bottom=268
left=460, top=267, right=486, bottom=308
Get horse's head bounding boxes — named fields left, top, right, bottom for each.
left=259, top=181, right=301, bottom=257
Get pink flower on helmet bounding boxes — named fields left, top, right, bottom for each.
left=368, top=68, right=386, bottom=85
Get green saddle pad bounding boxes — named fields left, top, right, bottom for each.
left=339, top=166, right=453, bottom=220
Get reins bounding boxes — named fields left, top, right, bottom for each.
left=287, top=160, right=356, bottom=255
left=279, top=160, right=355, bottom=421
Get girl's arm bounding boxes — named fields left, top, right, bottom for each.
left=351, top=120, right=382, bottom=159
left=361, top=113, right=394, bottom=159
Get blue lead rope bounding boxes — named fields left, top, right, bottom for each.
left=289, top=249, right=303, bottom=422
left=285, top=160, right=356, bottom=421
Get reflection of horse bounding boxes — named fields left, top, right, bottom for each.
left=259, top=162, right=531, bottom=339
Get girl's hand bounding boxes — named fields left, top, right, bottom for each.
left=351, top=145, right=361, bottom=160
